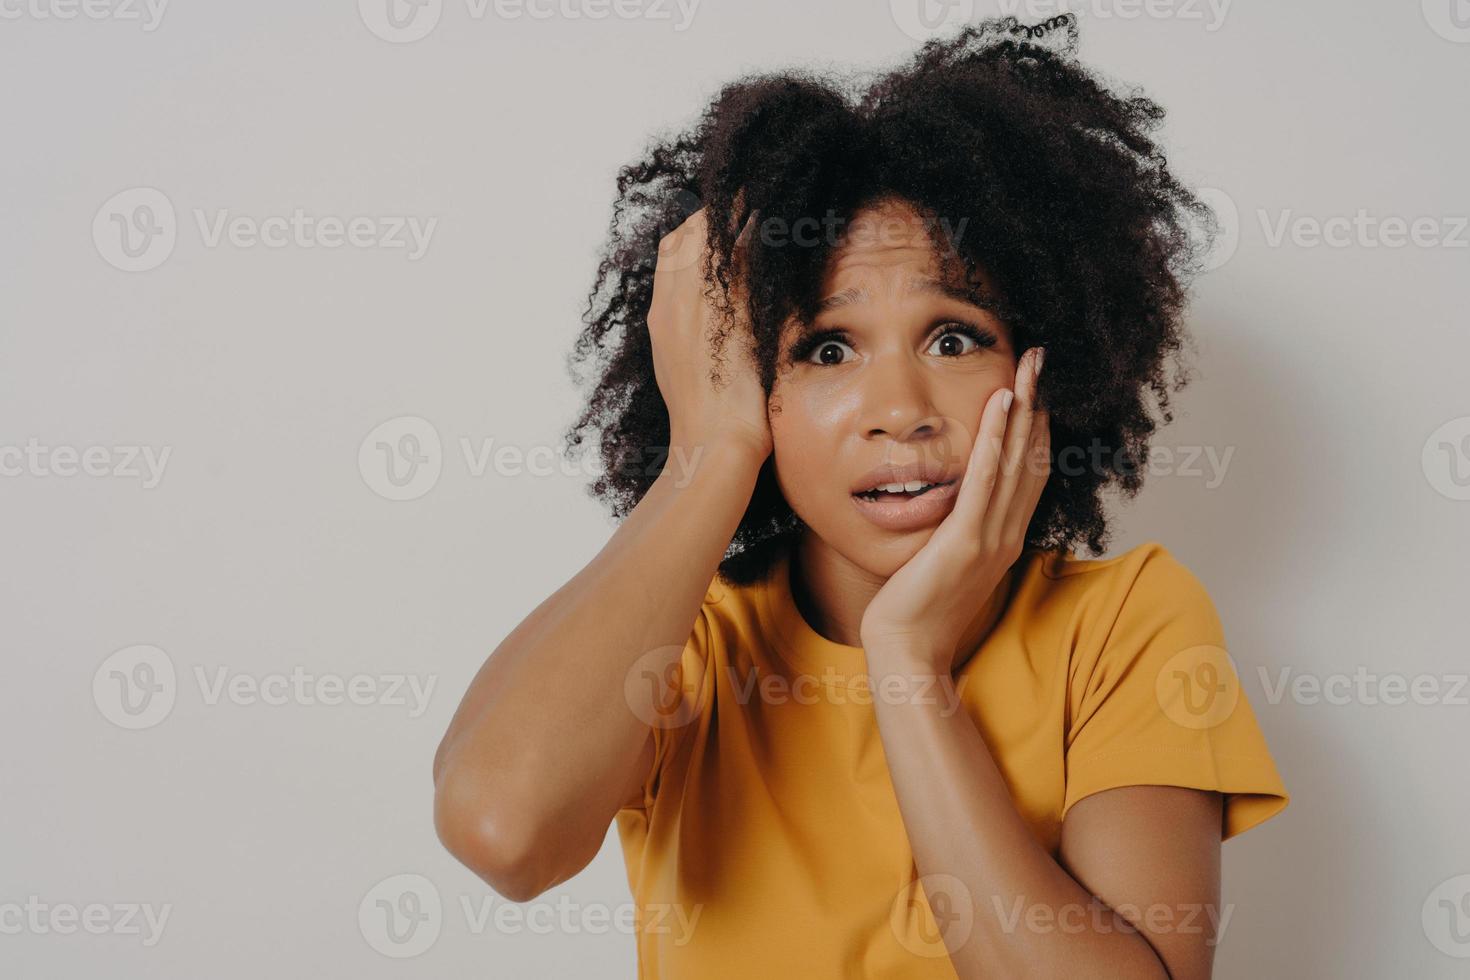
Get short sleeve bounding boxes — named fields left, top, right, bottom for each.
left=1062, top=543, right=1289, bottom=840
left=627, top=584, right=721, bottom=811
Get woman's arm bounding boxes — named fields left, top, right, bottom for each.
left=866, top=657, right=1223, bottom=978
left=861, top=348, right=1225, bottom=976
left=433, top=206, right=768, bottom=902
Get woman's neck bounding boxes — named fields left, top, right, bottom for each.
left=789, top=530, right=885, bottom=648
left=788, top=528, right=1027, bottom=660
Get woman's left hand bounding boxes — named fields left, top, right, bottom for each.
left=859, top=345, right=1051, bottom=672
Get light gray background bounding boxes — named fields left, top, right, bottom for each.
left=3, top=0, right=1468, bottom=976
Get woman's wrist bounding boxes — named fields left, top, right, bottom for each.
left=658, top=431, right=768, bottom=492
left=666, top=427, right=769, bottom=476
left=862, top=635, right=951, bottom=672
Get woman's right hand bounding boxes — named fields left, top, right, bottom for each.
left=647, top=204, right=772, bottom=463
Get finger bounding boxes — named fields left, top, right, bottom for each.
left=1017, top=347, right=1051, bottom=516
left=729, top=217, right=757, bottom=301
left=657, top=206, right=709, bottom=277
left=729, top=197, right=759, bottom=291
left=730, top=188, right=757, bottom=242
left=1027, top=407, right=1052, bottom=494
left=949, top=384, right=1014, bottom=532
left=1005, top=406, right=1051, bottom=542
left=984, top=347, right=1043, bottom=535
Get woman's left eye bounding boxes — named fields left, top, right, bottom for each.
left=927, top=328, right=982, bottom=357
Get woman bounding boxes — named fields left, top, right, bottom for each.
left=434, top=15, right=1288, bottom=978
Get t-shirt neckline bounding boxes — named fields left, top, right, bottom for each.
left=755, top=544, right=1021, bottom=687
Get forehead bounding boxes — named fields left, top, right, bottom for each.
left=824, top=200, right=963, bottom=298
left=817, top=199, right=988, bottom=309
left=832, top=200, right=939, bottom=260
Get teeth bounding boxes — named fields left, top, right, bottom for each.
left=870, top=480, right=934, bottom=494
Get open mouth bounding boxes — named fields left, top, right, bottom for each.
left=853, top=478, right=956, bottom=502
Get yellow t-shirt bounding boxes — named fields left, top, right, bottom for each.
left=615, top=539, right=1288, bottom=978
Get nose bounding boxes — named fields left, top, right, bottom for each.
left=858, top=352, right=943, bottom=443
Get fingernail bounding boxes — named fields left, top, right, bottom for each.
left=1002, top=389, right=1015, bottom=413
left=1035, top=346, right=1046, bottom=374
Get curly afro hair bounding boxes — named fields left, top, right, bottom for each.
left=563, top=14, right=1216, bottom=586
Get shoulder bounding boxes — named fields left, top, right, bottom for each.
left=1014, top=540, right=1229, bottom=713
left=678, top=565, right=766, bottom=665
left=702, top=559, right=780, bottom=620
left=1044, top=542, right=1289, bottom=839
left=1029, top=539, right=1218, bottom=634
left=641, top=567, right=768, bottom=779
left=702, top=573, right=731, bottom=607
left=1039, top=538, right=1201, bottom=589
left=1049, top=539, right=1233, bottom=730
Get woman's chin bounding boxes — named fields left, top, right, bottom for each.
left=795, top=510, right=939, bottom=579
left=843, top=527, right=937, bottom=579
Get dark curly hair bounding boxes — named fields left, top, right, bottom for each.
left=563, top=14, right=1215, bottom=586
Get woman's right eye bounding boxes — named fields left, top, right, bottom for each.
left=806, top=339, right=855, bottom=366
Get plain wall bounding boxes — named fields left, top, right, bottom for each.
left=2, top=0, right=1468, bottom=975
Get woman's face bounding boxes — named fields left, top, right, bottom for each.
left=769, top=199, right=1017, bottom=579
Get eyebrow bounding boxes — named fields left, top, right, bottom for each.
left=815, top=277, right=994, bottom=314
